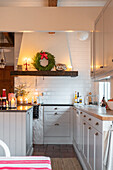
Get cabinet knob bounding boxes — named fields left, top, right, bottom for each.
left=95, top=132, right=98, bottom=136
left=54, top=112, right=58, bottom=115
left=89, top=118, right=91, bottom=121
left=80, top=112, right=82, bottom=114
left=54, top=108, right=57, bottom=110
left=89, top=127, right=91, bottom=130
left=84, top=115, right=86, bottom=117
left=83, top=123, right=86, bottom=125
left=95, top=122, right=99, bottom=126
left=54, top=123, right=59, bottom=126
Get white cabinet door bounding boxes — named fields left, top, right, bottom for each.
left=73, top=109, right=81, bottom=150
left=103, top=0, right=113, bottom=67
left=26, top=109, right=33, bottom=155
left=94, top=14, right=103, bottom=72
left=88, top=126, right=94, bottom=169
left=26, top=111, right=30, bottom=154
left=73, top=108, right=76, bottom=142
left=79, top=115, right=83, bottom=152
left=82, top=121, right=88, bottom=161
left=94, top=129, right=102, bottom=170
left=88, top=126, right=102, bottom=170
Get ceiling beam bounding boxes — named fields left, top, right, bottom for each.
left=48, top=0, right=57, bottom=7
left=3, top=32, right=14, bottom=46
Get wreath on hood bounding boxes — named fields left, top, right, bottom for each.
left=32, top=51, right=55, bottom=71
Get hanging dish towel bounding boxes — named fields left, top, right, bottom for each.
left=104, top=127, right=113, bottom=170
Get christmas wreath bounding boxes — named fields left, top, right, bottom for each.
left=32, top=51, right=55, bottom=71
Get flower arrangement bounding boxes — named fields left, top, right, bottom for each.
left=14, top=84, right=29, bottom=97
left=32, top=51, right=55, bottom=71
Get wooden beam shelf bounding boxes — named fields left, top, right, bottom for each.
left=10, top=71, right=78, bottom=77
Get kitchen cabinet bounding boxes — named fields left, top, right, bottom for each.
left=73, top=108, right=80, bottom=149
left=88, top=125, right=102, bottom=170
left=82, top=120, right=88, bottom=161
left=26, top=108, right=33, bottom=155
left=73, top=107, right=108, bottom=170
left=33, top=106, right=44, bottom=144
left=94, top=13, right=103, bottom=71
left=93, top=0, right=113, bottom=77
left=0, top=107, right=33, bottom=156
left=103, top=0, right=113, bottom=68
left=44, top=106, right=73, bottom=144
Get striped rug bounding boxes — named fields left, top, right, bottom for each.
left=0, top=156, right=52, bottom=170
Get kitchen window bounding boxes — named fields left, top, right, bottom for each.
left=99, top=82, right=110, bottom=103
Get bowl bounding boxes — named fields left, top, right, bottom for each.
left=107, top=101, right=113, bottom=110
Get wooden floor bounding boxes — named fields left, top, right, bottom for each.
left=33, top=144, right=82, bottom=170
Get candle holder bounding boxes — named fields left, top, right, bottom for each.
left=8, top=93, right=17, bottom=109
left=24, top=58, right=30, bottom=71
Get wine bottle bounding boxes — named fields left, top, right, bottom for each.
left=2, top=89, right=7, bottom=110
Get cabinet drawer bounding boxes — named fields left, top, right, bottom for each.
left=81, top=112, right=87, bottom=120
left=92, top=117, right=102, bottom=133
left=44, top=106, right=70, bottom=112
left=44, top=112, right=70, bottom=123
left=44, top=124, right=70, bottom=137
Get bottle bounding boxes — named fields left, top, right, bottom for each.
left=79, top=96, right=82, bottom=104
left=75, top=91, right=77, bottom=103
left=77, top=92, right=79, bottom=103
left=2, top=89, right=7, bottom=110
left=37, top=96, right=39, bottom=104
left=0, top=95, right=2, bottom=110
left=32, top=97, right=34, bottom=104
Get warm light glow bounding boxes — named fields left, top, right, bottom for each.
left=25, top=106, right=28, bottom=110
left=20, top=97, right=23, bottom=104
left=68, top=65, right=72, bottom=69
left=67, top=65, right=72, bottom=71
left=20, top=30, right=35, bottom=33
left=65, top=30, right=74, bottom=32
left=11, top=98, right=15, bottom=107
left=20, top=106, right=23, bottom=110
left=96, top=65, right=101, bottom=69
left=24, top=98, right=28, bottom=104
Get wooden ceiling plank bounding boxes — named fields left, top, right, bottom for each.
left=48, top=0, right=57, bottom=7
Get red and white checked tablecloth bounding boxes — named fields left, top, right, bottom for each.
left=0, top=156, right=52, bottom=170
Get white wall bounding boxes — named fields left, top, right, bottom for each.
left=18, top=32, right=70, bottom=67
left=15, top=32, right=91, bottom=104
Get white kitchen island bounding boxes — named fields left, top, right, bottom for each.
left=0, top=106, right=33, bottom=156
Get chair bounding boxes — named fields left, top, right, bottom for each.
left=0, top=140, right=10, bottom=157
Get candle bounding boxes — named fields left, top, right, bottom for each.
left=11, top=98, right=15, bottom=108
left=24, top=98, right=28, bottom=104
left=20, top=97, right=23, bottom=104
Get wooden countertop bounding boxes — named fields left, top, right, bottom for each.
left=0, top=106, right=33, bottom=112
left=74, top=105, right=113, bottom=121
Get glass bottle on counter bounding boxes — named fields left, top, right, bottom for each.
left=2, top=89, right=7, bottom=110
left=75, top=91, right=77, bottom=103
left=77, top=92, right=79, bottom=103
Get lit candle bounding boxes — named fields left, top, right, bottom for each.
left=24, top=98, right=28, bottom=104
left=11, top=98, right=15, bottom=108
left=20, top=97, right=23, bottom=104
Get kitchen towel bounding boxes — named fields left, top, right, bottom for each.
left=104, top=127, right=113, bottom=170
